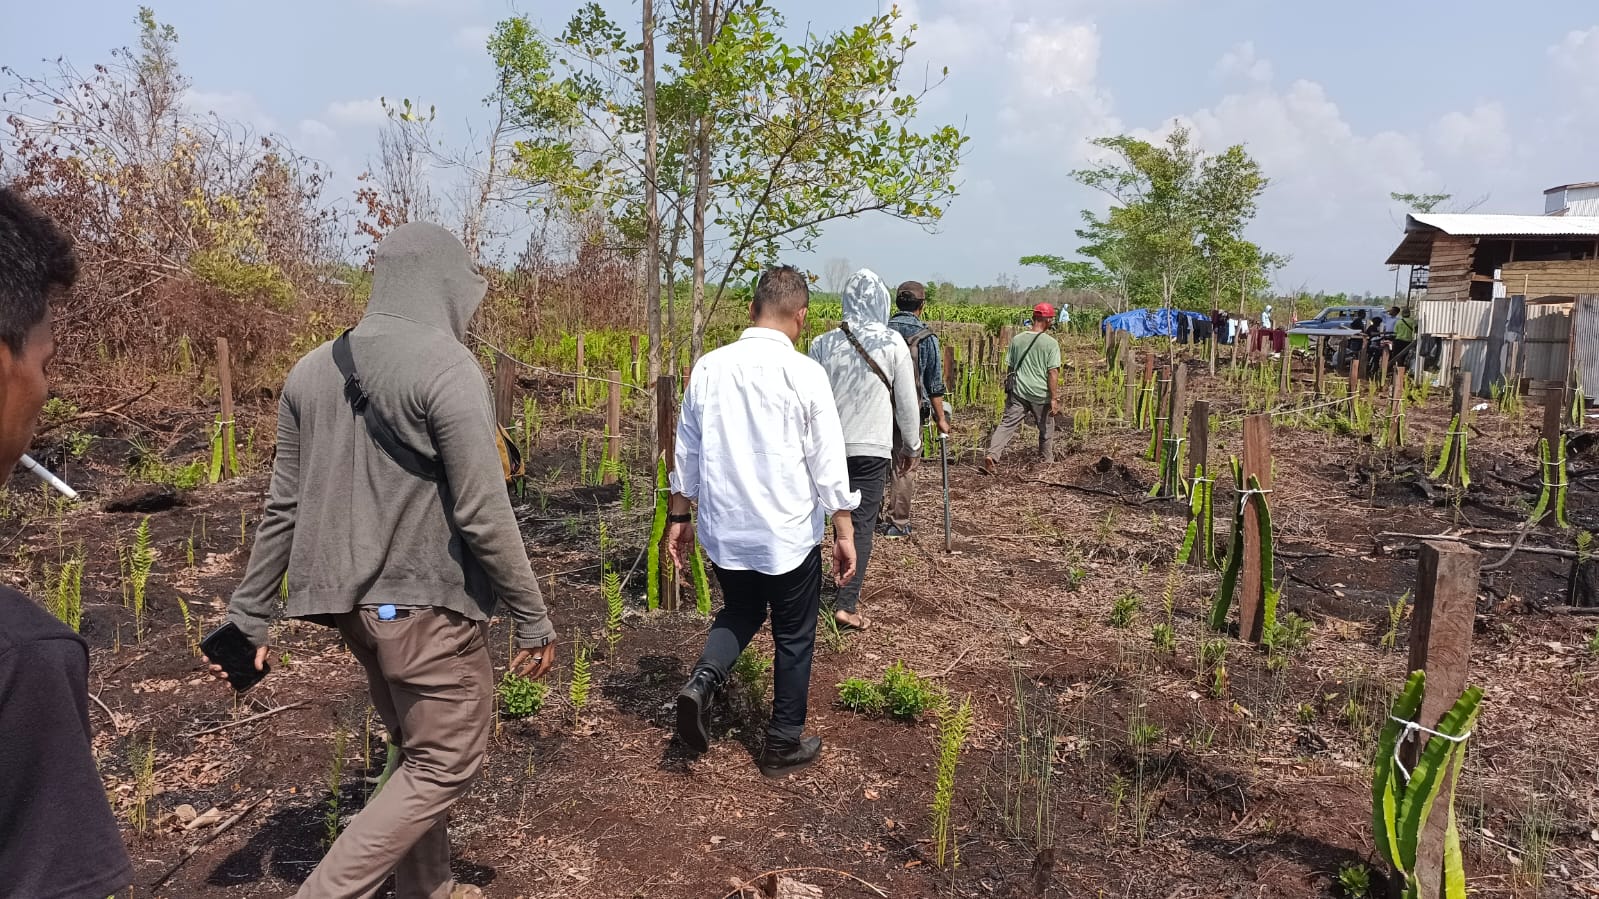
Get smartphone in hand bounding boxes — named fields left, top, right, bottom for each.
left=200, top=622, right=269, bottom=692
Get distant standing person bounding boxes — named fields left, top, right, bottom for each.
left=212, top=223, right=557, bottom=899
left=669, top=265, right=859, bottom=776
left=0, top=186, right=133, bottom=899
left=883, top=280, right=950, bottom=539
left=982, top=303, right=1062, bottom=473
left=808, top=269, right=920, bottom=628
left=1392, top=306, right=1417, bottom=367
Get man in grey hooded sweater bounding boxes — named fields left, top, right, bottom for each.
left=212, top=223, right=556, bottom=899
left=808, top=269, right=921, bottom=629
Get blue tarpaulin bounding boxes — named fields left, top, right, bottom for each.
left=1102, top=308, right=1207, bottom=339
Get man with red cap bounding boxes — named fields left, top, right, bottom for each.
left=983, top=302, right=1062, bottom=472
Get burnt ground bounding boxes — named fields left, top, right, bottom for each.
left=6, top=340, right=1599, bottom=899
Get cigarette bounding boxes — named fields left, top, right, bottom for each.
left=19, top=453, right=79, bottom=500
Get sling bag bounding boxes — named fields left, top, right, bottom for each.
left=838, top=322, right=913, bottom=451
left=1004, top=332, right=1046, bottom=398
left=332, top=330, right=523, bottom=483
left=902, top=326, right=934, bottom=417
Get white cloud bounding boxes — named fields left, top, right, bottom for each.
left=1431, top=102, right=1511, bottom=163
left=184, top=89, right=276, bottom=131
left=999, top=19, right=1118, bottom=162
left=1549, top=26, right=1599, bottom=77
left=324, top=97, right=389, bottom=128
left=1215, top=41, right=1272, bottom=84
left=453, top=24, right=491, bottom=53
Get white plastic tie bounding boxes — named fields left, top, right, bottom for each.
left=1388, top=715, right=1472, bottom=783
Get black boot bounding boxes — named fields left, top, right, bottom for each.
left=758, top=734, right=822, bottom=777
left=674, top=667, right=720, bottom=753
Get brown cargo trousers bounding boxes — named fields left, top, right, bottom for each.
left=295, top=606, right=494, bottom=899
left=987, top=394, right=1054, bottom=463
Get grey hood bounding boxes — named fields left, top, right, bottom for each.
left=364, top=222, right=487, bottom=339
left=840, top=269, right=891, bottom=328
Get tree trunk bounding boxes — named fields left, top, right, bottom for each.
left=642, top=0, right=662, bottom=430
left=689, top=0, right=714, bottom=364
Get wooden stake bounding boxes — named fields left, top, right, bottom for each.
left=1400, top=540, right=1480, bottom=899
left=493, top=351, right=517, bottom=428
left=1379, top=344, right=1391, bottom=385
left=1238, top=414, right=1272, bottom=643
left=603, top=369, right=622, bottom=484
left=1278, top=346, right=1291, bottom=393
left=575, top=333, right=587, bottom=402
left=657, top=374, right=678, bottom=468
left=657, top=374, right=680, bottom=611
left=1349, top=356, right=1363, bottom=409
left=1152, top=370, right=1170, bottom=468
left=943, top=342, right=956, bottom=390
left=1389, top=368, right=1407, bottom=448
left=1124, top=376, right=1138, bottom=423
left=215, top=337, right=235, bottom=476
left=1208, top=330, right=1217, bottom=375
left=1188, top=400, right=1211, bottom=568
left=1543, top=385, right=1565, bottom=448
left=1314, top=338, right=1326, bottom=397
left=629, top=334, right=641, bottom=384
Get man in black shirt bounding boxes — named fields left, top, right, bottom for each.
left=0, top=186, right=133, bottom=899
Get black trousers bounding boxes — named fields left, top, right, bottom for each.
left=835, top=455, right=889, bottom=614
left=697, top=546, right=822, bottom=744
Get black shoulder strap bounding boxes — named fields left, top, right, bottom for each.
left=1010, top=332, right=1044, bottom=373
left=332, top=330, right=444, bottom=482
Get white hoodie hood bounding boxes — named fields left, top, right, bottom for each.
left=807, top=269, right=922, bottom=459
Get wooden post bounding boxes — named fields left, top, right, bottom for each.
left=1152, top=370, right=1170, bottom=467
left=1238, top=414, right=1272, bottom=643
left=1278, top=346, right=1291, bottom=393
left=1314, top=338, right=1326, bottom=397
left=493, top=351, right=517, bottom=427
left=1543, top=385, right=1565, bottom=448
left=629, top=334, right=641, bottom=384
left=1208, top=330, right=1217, bottom=375
left=575, top=333, right=587, bottom=402
left=1124, top=376, right=1138, bottom=423
left=215, top=338, right=236, bottom=476
left=603, top=369, right=622, bottom=484
left=1349, top=356, right=1363, bottom=407
left=1388, top=368, right=1407, bottom=448
left=1450, top=371, right=1472, bottom=418
left=657, top=375, right=678, bottom=468
left=1400, top=541, right=1480, bottom=899
left=1230, top=327, right=1240, bottom=368
left=1379, top=344, right=1391, bottom=385
left=943, top=343, right=956, bottom=392
left=1164, top=365, right=1187, bottom=495
left=1188, top=400, right=1210, bottom=568
left=657, top=374, right=680, bottom=610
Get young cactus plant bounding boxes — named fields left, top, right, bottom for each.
left=1429, top=414, right=1470, bottom=490
left=647, top=459, right=669, bottom=611
left=1528, top=436, right=1570, bottom=528
left=1373, top=670, right=1484, bottom=899
left=1176, top=464, right=1215, bottom=567
left=1208, top=461, right=1277, bottom=636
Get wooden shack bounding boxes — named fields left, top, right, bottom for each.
left=1385, top=213, right=1599, bottom=303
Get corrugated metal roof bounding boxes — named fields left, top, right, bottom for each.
left=1385, top=213, right=1599, bottom=265
left=1408, top=213, right=1599, bottom=237
left=1547, top=182, right=1599, bottom=193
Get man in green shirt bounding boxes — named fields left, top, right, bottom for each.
left=983, top=303, right=1061, bottom=473
left=1392, top=305, right=1417, bottom=370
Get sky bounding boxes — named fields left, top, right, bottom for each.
left=6, top=0, right=1599, bottom=295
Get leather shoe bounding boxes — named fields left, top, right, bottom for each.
left=675, top=668, right=719, bottom=753
left=758, top=734, right=822, bottom=777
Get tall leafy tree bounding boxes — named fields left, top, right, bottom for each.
left=1054, top=126, right=1277, bottom=311
left=486, top=2, right=966, bottom=360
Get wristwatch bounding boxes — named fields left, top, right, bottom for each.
left=667, top=512, right=692, bottom=523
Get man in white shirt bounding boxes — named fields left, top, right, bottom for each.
left=667, top=265, right=860, bottom=777
left=807, top=269, right=920, bottom=631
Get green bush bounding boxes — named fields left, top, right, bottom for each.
left=497, top=671, right=549, bottom=719
left=837, top=661, right=939, bottom=720
left=837, top=677, right=884, bottom=714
